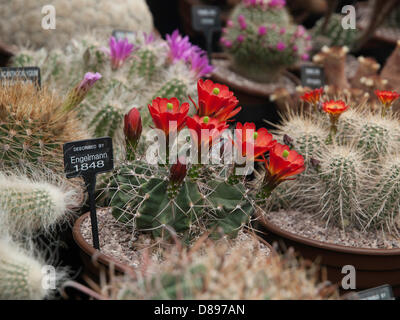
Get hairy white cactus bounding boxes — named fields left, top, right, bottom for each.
left=0, top=173, right=79, bottom=236
left=0, top=237, right=48, bottom=300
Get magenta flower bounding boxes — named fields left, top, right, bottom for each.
left=63, top=72, right=102, bottom=111
left=227, top=20, right=234, bottom=27
left=295, top=25, right=306, bottom=37
left=269, top=0, right=286, bottom=8
left=143, top=32, right=156, bottom=45
left=166, top=30, right=194, bottom=63
left=189, top=49, right=214, bottom=78
left=301, top=53, right=310, bottom=61
left=258, top=26, right=267, bottom=36
left=238, top=15, right=247, bottom=30
left=292, top=45, right=298, bottom=52
left=109, top=36, right=135, bottom=70
left=237, top=35, right=245, bottom=43
left=78, top=72, right=102, bottom=91
left=276, top=42, right=286, bottom=51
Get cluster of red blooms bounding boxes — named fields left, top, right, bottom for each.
left=124, top=79, right=305, bottom=191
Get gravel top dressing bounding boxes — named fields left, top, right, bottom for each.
left=81, top=208, right=270, bottom=268
left=265, top=210, right=400, bottom=249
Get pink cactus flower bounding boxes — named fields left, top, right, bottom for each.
left=258, top=26, right=267, bottom=36
left=276, top=42, right=286, bottom=51
left=109, top=36, right=135, bottom=70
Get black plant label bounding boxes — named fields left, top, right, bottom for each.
left=0, top=67, right=41, bottom=88
left=191, top=5, right=221, bottom=32
left=63, top=137, right=114, bottom=179
left=301, top=65, right=324, bottom=89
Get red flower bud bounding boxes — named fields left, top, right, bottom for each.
left=124, top=108, right=142, bottom=156
left=169, top=157, right=188, bottom=186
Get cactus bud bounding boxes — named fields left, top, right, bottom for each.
left=124, top=107, right=142, bottom=160
left=169, top=157, right=188, bottom=186
left=62, top=72, right=102, bottom=112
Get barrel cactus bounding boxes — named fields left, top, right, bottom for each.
left=0, top=82, right=87, bottom=172
left=220, top=0, right=312, bottom=82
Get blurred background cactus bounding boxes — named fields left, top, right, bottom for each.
left=0, top=0, right=153, bottom=50
left=71, top=237, right=337, bottom=300
left=12, top=31, right=212, bottom=152
left=220, top=0, right=312, bottom=82
left=312, top=13, right=359, bottom=51
left=267, top=89, right=400, bottom=234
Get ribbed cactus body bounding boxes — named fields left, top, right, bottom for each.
left=312, top=14, right=359, bottom=50
left=89, top=103, right=125, bottom=138
left=366, top=157, right=400, bottom=230
left=0, top=239, right=47, bottom=300
left=103, top=161, right=253, bottom=241
left=354, top=114, right=400, bottom=160
left=152, top=78, right=188, bottom=102
left=130, top=49, right=159, bottom=81
left=0, top=83, right=86, bottom=172
left=318, top=146, right=367, bottom=229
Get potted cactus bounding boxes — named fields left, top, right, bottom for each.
left=64, top=236, right=339, bottom=300
left=257, top=87, right=400, bottom=296
left=212, top=0, right=311, bottom=126
left=72, top=78, right=306, bottom=276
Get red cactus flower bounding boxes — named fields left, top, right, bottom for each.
left=124, top=108, right=142, bottom=144
left=192, top=79, right=241, bottom=122
left=234, top=122, right=276, bottom=160
left=186, top=115, right=228, bottom=152
left=300, top=88, right=323, bottom=106
left=375, top=90, right=400, bottom=107
left=264, top=143, right=305, bottom=188
left=148, top=97, right=189, bottom=137
left=169, top=156, right=188, bottom=186
left=322, top=100, right=349, bottom=120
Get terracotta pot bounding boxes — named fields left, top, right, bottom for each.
left=210, top=55, right=300, bottom=128
left=72, top=212, right=135, bottom=279
left=256, top=211, right=400, bottom=297
left=73, top=211, right=276, bottom=280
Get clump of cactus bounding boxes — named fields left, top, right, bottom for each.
left=268, top=88, right=400, bottom=233
left=0, top=82, right=87, bottom=172
left=220, top=0, right=312, bottom=82
left=312, top=13, right=359, bottom=51
left=72, top=236, right=338, bottom=300
left=13, top=31, right=213, bottom=151
left=99, top=79, right=305, bottom=243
